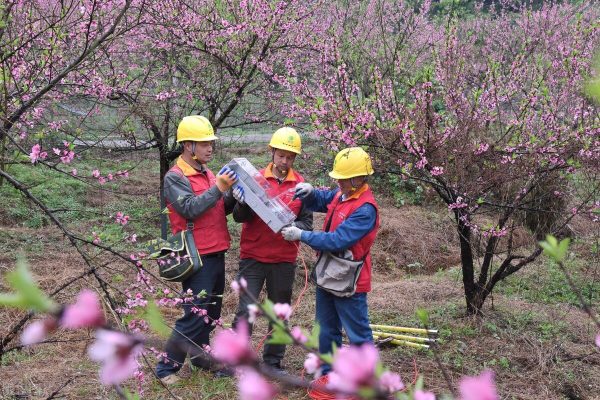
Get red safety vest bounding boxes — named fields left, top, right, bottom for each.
left=240, top=165, right=304, bottom=263
left=323, top=187, right=379, bottom=293
left=167, top=164, right=230, bottom=255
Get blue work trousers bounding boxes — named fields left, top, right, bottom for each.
left=156, top=253, right=225, bottom=378
left=315, top=287, right=373, bottom=374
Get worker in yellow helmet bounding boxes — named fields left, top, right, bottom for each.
left=156, top=116, right=239, bottom=383
left=281, top=147, right=379, bottom=380
left=231, top=127, right=313, bottom=374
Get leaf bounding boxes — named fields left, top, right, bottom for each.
left=261, top=299, right=277, bottom=321
left=306, top=322, right=320, bottom=349
left=416, top=308, right=429, bottom=326
left=539, top=235, right=570, bottom=263
left=144, top=301, right=171, bottom=338
left=267, top=325, right=293, bottom=345
left=0, top=256, right=56, bottom=312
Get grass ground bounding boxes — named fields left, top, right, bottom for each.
left=0, top=145, right=598, bottom=400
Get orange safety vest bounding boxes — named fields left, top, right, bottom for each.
left=167, top=162, right=230, bottom=255
left=323, top=186, right=379, bottom=293
left=240, top=164, right=304, bottom=263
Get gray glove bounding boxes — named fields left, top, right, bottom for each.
left=294, top=182, right=314, bottom=200
left=281, top=226, right=303, bottom=241
left=232, top=185, right=245, bottom=204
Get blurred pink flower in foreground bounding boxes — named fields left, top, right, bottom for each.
left=291, top=326, right=308, bottom=343
left=230, top=277, right=247, bottom=294
left=88, top=329, right=144, bottom=385
left=273, top=303, right=292, bottom=320
left=378, top=370, right=404, bottom=393
left=237, top=367, right=278, bottom=400
left=61, top=290, right=105, bottom=329
left=595, top=333, right=600, bottom=348
left=414, top=389, right=436, bottom=400
left=304, top=353, right=321, bottom=375
left=328, top=343, right=379, bottom=392
left=459, top=369, right=498, bottom=400
left=212, top=319, right=256, bottom=365
left=21, top=318, right=58, bottom=345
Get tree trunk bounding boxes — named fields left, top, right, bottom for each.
left=457, top=218, right=487, bottom=315
left=158, top=136, right=171, bottom=240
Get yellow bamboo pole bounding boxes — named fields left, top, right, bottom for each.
left=370, top=324, right=437, bottom=336
left=371, top=331, right=436, bottom=344
left=372, top=334, right=430, bottom=349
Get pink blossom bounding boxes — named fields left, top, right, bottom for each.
left=231, top=277, right=247, bottom=294
left=61, top=290, right=105, bottom=329
left=87, top=329, right=144, bottom=386
left=53, top=148, right=61, bottom=155
left=98, top=177, right=106, bottom=185
left=414, top=390, right=436, bottom=400
left=114, top=212, right=130, bottom=225
left=21, top=319, right=57, bottom=345
left=29, top=144, right=48, bottom=164
left=304, top=353, right=321, bottom=375
left=92, top=169, right=101, bottom=178
left=459, top=369, right=498, bottom=400
left=92, top=231, right=101, bottom=245
left=60, top=151, right=75, bottom=164
left=71, top=168, right=78, bottom=176
left=595, top=333, right=600, bottom=348
left=212, top=319, right=256, bottom=365
left=247, top=304, right=261, bottom=323
left=273, top=303, right=292, bottom=320
left=329, top=343, right=379, bottom=392
left=237, top=367, right=278, bottom=400
left=378, top=371, right=404, bottom=393
left=430, top=166, right=444, bottom=176
left=291, top=326, right=308, bottom=343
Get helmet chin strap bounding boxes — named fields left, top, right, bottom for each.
left=271, top=151, right=288, bottom=178
left=191, top=142, right=197, bottom=160
left=349, top=177, right=366, bottom=192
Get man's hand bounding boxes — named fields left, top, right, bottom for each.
left=232, top=185, right=245, bottom=204
left=293, top=182, right=314, bottom=200
left=281, top=225, right=303, bottom=241
left=216, top=166, right=238, bottom=192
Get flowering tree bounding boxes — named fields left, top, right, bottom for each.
left=0, top=0, right=139, bottom=357
left=93, top=0, right=328, bottom=182
left=285, top=1, right=600, bottom=314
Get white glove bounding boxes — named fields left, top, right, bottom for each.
left=232, top=185, right=245, bottom=204
left=281, top=226, right=303, bottom=241
left=294, top=182, right=314, bottom=200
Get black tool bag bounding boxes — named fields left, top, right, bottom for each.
left=147, top=222, right=202, bottom=282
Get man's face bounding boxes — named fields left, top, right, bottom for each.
left=187, top=141, right=214, bottom=164
left=272, top=149, right=296, bottom=177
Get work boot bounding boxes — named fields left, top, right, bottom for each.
left=267, top=362, right=288, bottom=377
left=159, top=374, right=181, bottom=385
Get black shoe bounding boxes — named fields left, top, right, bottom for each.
left=213, top=368, right=234, bottom=378
left=272, top=367, right=289, bottom=377
left=266, top=363, right=288, bottom=377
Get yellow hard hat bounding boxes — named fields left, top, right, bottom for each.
left=268, top=127, right=301, bottom=154
left=329, top=147, right=374, bottom=179
left=177, top=116, right=218, bottom=142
